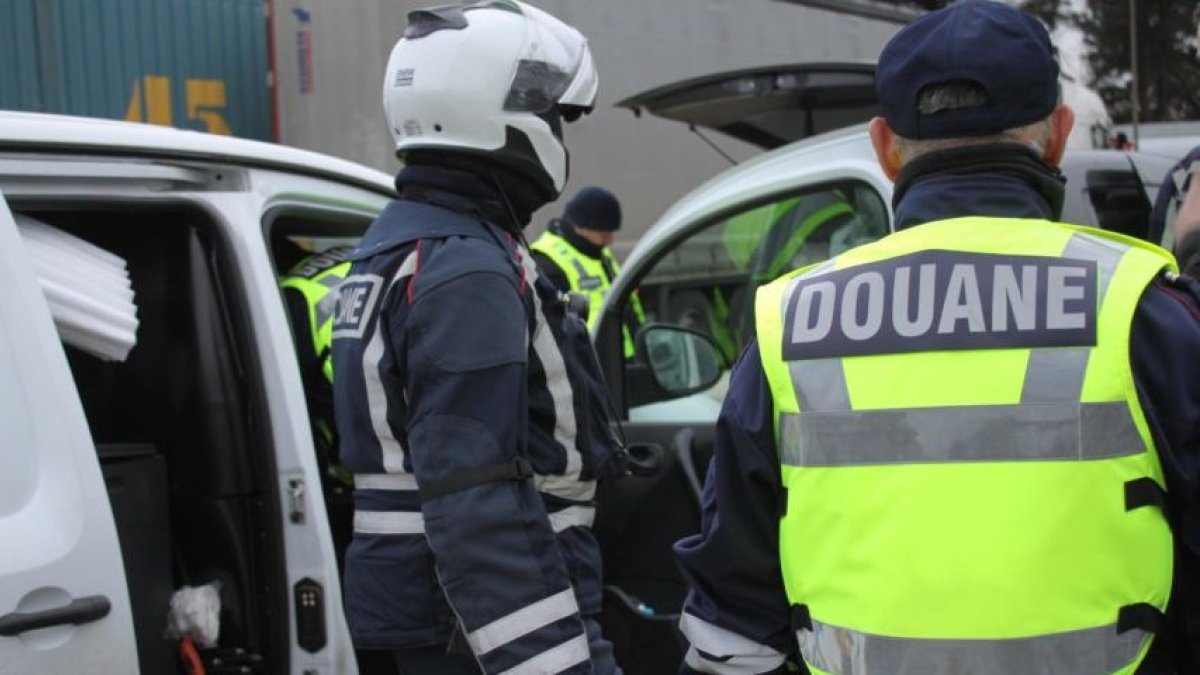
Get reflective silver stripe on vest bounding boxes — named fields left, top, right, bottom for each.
left=353, top=510, right=424, bottom=535
left=467, top=587, right=580, bottom=655
left=789, top=359, right=849, bottom=412
left=1020, top=233, right=1126, bottom=403
left=781, top=260, right=851, bottom=411
left=1021, top=347, right=1090, bottom=403
left=570, top=258, right=602, bottom=290
left=780, top=401, right=1144, bottom=467
left=315, top=291, right=340, bottom=329
left=797, top=618, right=1149, bottom=675
left=319, top=273, right=345, bottom=289
left=354, top=473, right=418, bottom=490
left=314, top=270, right=347, bottom=327
left=1064, top=232, right=1125, bottom=304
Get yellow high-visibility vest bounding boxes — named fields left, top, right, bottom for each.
left=531, top=229, right=644, bottom=357
left=280, top=254, right=351, bottom=383
left=755, top=216, right=1177, bottom=675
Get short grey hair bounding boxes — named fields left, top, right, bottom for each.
left=894, top=81, right=1053, bottom=162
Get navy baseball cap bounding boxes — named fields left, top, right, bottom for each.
left=876, top=0, right=1059, bottom=140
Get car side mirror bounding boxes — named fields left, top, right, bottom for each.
left=637, top=324, right=723, bottom=398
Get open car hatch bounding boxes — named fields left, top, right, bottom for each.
left=617, top=63, right=879, bottom=150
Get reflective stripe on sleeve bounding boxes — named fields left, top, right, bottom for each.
left=354, top=473, right=419, bottom=490
left=798, top=617, right=1148, bottom=675
left=679, top=613, right=787, bottom=675
left=353, top=510, right=424, bottom=535
left=467, top=588, right=581, bottom=655
left=780, top=401, right=1144, bottom=466
left=362, top=252, right=418, bottom=473
left=495, top=633, right=590, bottom=675
left=547, top=505, right=595, bottom=531
left=516, top=247, right=594, bottom=502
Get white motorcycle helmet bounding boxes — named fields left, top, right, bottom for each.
left=382, top=0, right=598, bottom=201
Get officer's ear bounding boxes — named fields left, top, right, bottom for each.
left=868, top=117, right=904, bottom=181
left=1042, top=104, right=1076, bottom=168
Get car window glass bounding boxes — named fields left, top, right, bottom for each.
left=624, top=181, right=889, bottom=422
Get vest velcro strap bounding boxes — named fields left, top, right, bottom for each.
left=790, top=604, right=812, bottom=632
left=1117, top=603, right=1164, bottom=635
left=1124, top=478, right=1167, bottom=511
left=417, top=457, right=534, bottom=502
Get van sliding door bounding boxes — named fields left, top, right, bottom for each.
left=0, top=192, right=138, bottom=673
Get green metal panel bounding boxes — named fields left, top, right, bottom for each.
left=0, top=0, right=271, bottom=140
left=0, top=0, right=44, bottom=111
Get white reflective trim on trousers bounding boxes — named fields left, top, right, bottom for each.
left=354, top=472, right=419, bottom=490
left=547, top=505, right=595, bottom=532
left=798, top=618, right=1149, bottom=675
left=495, top=633, right=590, bottom=675
left=516, top=246, right=594, bottom=502
left=679, top=613, right=787, bottom=675
left=467, top=588, right=581, bottom=655
left=779, top=401, right=1145, bottom=466
left=352, top=510, right=425, bottom=535
left=363, top=252, right=418, bottom=473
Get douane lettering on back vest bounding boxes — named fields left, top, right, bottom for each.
left=782, top=251, right=1097, bottom=360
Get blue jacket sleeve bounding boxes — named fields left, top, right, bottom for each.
left=400, top=267, right=591, bottom=675
left=1131, top=276, right=1200, bottom=670
left=674, top=341, right=794, bottom=675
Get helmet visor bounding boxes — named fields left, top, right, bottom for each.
left=503, top=59, right=578, bottom=114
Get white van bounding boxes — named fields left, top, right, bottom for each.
left=0, top=112, right=394, bottom=674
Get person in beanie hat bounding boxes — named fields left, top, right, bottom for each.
left=532, top=186, right=645, bottom=357
left=673, top=2, right=1200, bottom=673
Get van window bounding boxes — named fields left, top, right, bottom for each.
left=17, top=205, right=287, bottom=674
left=623, top=181, right=889, bottom=422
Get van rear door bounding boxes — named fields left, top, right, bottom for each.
left=617, top=63, right=878, bottom=149
left=0, top=191, right=137, bottom=673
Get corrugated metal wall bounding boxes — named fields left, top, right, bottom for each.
left=271, top=1, right=902, bottom=254
left=0, top=0, right=271, bottom=140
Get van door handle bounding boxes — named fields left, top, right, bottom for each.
left=0, top=595, right=112, bottom=636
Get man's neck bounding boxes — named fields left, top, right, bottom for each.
left=892, top=144, right=1065, bottom=230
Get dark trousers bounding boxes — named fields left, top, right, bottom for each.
left=356, top=647, right=481, bottom=675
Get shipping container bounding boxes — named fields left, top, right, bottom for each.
left=0, top=0, right=271, bottom=140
